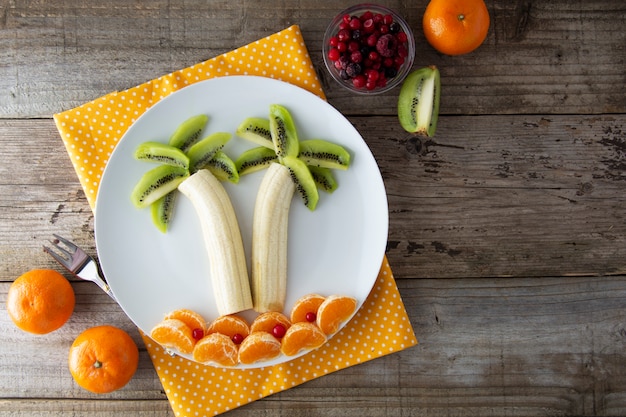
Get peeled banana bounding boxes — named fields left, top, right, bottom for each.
left=251, top=162, right=295, bottom=312
left=178, top=169, right=253, bottom=316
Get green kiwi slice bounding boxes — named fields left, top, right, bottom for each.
left=187, top=132, right=232, bottom=172
left=130, top=165, right=189, bottom=208
left=235, top=146, right=279, bottom=176
left=298, top=139, right=351, bottom=170
left=269, top=104, right=299, bottom=159
left=168, top=114, right=209, bottom=152
left=134, top=141, right=190, bottom=169
left=151, top=191, right=177, bottom=233
left=203, top=150, right=240, bottom=184
left=282, top=155, right=319, bottom=211
left=236, top=117, right=274, bottom=149
left=308, top=166, right=338, bottom=193
left=397, top=66, right=441, bottom=137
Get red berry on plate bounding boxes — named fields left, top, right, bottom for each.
left=305, top=312, right=317, bottom=322
left=232, top=333, right=245, bottom=344
left=192, top=328, right=204, bottom=341
left=272, top=324, right=287, bottom=338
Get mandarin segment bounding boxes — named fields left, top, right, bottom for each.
left=150, top=318, right=195, bottom=354
left=237, top=331, right=282, bottom=365
left=207, top=314, right=250, bottom=341
left=192, top=332, right=239, bottom=367
left=290, top=293, right=326, bottom=323
left=280, top=322, right=327, bottom=356
left=164, top=308, right=207, bottom=333
left=316, top=295, right=357, bottom=335
left=250, top=311, right=292, bottom=335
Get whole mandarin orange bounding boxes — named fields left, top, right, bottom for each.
left=6, top=269, right=75, bottom=335
left=68, top=325, right=139, bottom=394
left=423, top=0, right=490, bottom=56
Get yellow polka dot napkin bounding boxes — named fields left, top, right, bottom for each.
left=53, top=25, right=417, bottom=416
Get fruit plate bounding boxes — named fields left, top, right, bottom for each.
left=94, top=75, right=388, bottom=369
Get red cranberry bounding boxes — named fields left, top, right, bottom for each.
left=305, top=312, right=317, bottom=322
left=272, top=324, right=287, bottom=338
left=192, top=328, right=204, bottom=341
left=232, top=333, right=245, bottom=344
left=327, top=48, right=340, bottom=61
left=349, top=17, right=361, bottom=30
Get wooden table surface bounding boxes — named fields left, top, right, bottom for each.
left=1, top=1, right=625, bottom=415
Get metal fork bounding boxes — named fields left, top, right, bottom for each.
left=43, top=234, right=115, bottom=300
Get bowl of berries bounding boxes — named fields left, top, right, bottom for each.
left=323, top=4, right=415, bottom=94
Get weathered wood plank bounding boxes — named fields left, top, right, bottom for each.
left=2, top=115, right=624, bottom=281
left=2, top=278, right=626, bottom=416
left=0, top=0, right=624, bottom=118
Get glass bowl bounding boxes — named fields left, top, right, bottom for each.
left=322, top=4, right=415, bottom=95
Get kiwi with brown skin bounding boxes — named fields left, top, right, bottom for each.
left=397, top=66, right=441, bottom=137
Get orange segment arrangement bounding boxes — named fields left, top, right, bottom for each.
left=150, top=318, right=195, bottom=354
left=316, top=295, right=358, bottom=335
left=422, top=0, right=490, bottom=56
left=149, top=294, right=358, bottom=366
left=193, top=332, right=239, bottom=367
left=68, top=325, right=139, bottom=394
left=237, top=331, right=282, bottom=365
left=6, top=269, right=75, bottom=335
left=281, top=322, right=327, bottom=356
left=290, top=293, right=326, bottom=323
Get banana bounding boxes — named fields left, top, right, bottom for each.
left=251, top=162, right=295, bottom=313
left=178, top=169, right=253, bottom=316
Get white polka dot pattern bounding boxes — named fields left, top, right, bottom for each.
left=141, top=258, right=417, bottom=417
left=53, top=26, right=325, bottom=210
left=53, top=25, right=417, bottom=416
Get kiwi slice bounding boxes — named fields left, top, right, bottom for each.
left=269, top=104, right=299, bottom=159
left=282, top=155, right=319, bottom=211
left=397, top=66, right=441, bottom=137
left=298, top=139, right=351, bottom=170
left=204, top=150, right=240, bottom=183
left=130, top=165, right=189, bottom=208
left=134, top=141, right=190, bottom=169
left=308, top=166, right=338, bottom=193
left=235, top=146, right=279, bottom=176
left=168, top=114, right=209, bottom=152
left=236, top=117, right=274, bottom=149
left=151, top=191, right=177, bottom=233
left=187, top=132, right=232, bottom=172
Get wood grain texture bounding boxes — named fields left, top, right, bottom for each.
left=1, top=0, right=625, bottom=416
left=0, top=0, right=624, bottom=118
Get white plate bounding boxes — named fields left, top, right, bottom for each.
left=95, top=76, right=388, bottom=368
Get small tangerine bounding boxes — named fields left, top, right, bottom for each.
left=6, top=269, right=75, bottom=335
left=68, top=325, right=139, bottom=394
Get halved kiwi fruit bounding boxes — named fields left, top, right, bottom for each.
left=397, top=66, right=441, bottom=137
